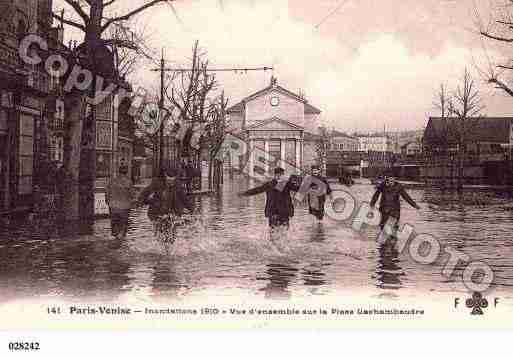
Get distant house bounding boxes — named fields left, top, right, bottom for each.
left=330, top=130, right=358, bottom=152
left=401, top=141, right=421, bottom=157
left=423, top=117, right=513, bottom=161
left=390, top=129, right=424, bottom=154
left=422, top=117, right=513, bottom=185
left=357, top=134, right=394, bottom=153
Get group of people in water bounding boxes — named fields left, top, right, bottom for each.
left=106, top=162, right=420, bottom=241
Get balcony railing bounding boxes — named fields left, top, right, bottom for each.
left=48, top=117, right=64, bottom=132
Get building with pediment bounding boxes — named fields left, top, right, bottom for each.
left=227, top=77, right=322, bottom=176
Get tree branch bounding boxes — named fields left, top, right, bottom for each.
left=62, top=0, right=89, bottom=22
left=101, top=0, right=169, bottom=33
left=489, top=77, right=513, bottom=97
left=52, top=12, right=86, bottom=31
left=497, top=20, right=513, bottom=26
left=480, top=30, right=513, bottom=42
left=104, top=38, right=138, bottom=51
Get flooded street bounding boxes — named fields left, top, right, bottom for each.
left=2, top=178, right=513, bottom=303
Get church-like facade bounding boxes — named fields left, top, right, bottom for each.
left=227, top=77, right=322, bottom=177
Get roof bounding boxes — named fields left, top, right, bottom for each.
left=227, top=82, right=321, bottom=115
left=424, top=117, right=513, bottom=145
left=303, top=131, right=322, bottom=141
left=400, top=141, right=420, bottom=149
left=227, top=101, right=244, bottom=113
left=331, top=129, right=357, bottom=139
left=356, top=134, right=389, bottom=138
left=304, top=102, right=321, bottom=115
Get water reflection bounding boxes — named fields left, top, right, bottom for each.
left=375, top=239, right=404, bottom=290
left=257, top=263, right=299, bottom=299
left=149, top=260, right=186, bottom=298
left=309, top=222, right=326, bottom=242
left=302, top=263, right=328, bottom=286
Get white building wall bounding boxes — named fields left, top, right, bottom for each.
left=245, top=90, right=304, bottom=128
left=331, top=136, right=359, bottom=152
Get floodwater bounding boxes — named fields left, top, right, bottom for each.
left=1, top=177, right=513, bottom=303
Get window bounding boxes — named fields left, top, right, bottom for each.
left=18, top=114, right=34, bottom=195
left=285, top=140, right=296, bottom=166
left=269, top=139, right=281, bottom=162
left=491, top=144, right=503, bottom=153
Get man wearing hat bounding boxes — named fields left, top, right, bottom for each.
left=370, top=174, right=420, bottom=231
left=238, top=167, right=300, bottom=230
left=307, top=165, right=333, bottom=221
left=137, top=166, right=193, bottom=232
left=106, top=165, right=136, bottom=239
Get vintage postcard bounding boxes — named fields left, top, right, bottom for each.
left=1, top=0, right=513, bottom=337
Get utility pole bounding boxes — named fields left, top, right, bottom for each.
left=159, top=48, right=165, bottom=174
left=383, top=123, right=386, bottom=168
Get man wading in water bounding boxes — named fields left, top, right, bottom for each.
left=106, top=165, right=136, bottom=239
left=307, top=165, right=333, bottom=221
left=238, top=167, right=300, bottom=233
left=137, top=167, right=193, bottom=240
left=370, top=175, right=420, bottom=234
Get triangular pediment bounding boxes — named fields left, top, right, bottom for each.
left=227, top=82, right=321, bottom=115
left=247, top=117, right=304, bottom=131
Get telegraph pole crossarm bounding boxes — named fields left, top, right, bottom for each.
left=151, top=66, right=273, bottom=73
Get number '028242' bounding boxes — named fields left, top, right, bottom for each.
left=8, top=342, right=40, bottom=351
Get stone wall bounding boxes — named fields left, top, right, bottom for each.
left=420, top=165, right=484, bottom=185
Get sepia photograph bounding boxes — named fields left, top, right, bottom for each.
left=1, top=0, right=513, bottom=334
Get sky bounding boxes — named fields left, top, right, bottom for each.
left=54, top=0, right=513, bottom=132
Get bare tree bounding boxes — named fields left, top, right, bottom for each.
left=107, top=19, right=154, bottom=80
left=449, top=69, right=486, bottom=191
left=204, top=92, right=228, bottom=190
left=52, top=0, right=169, bottom=225
left=133, top=91, right=164, bottom=171
left=476, top=0, right=513, bottom=96
left=430, top=83, right=454, bottom=187
left=164, top=41, right=229, bottom=191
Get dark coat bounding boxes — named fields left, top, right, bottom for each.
left=370, top=182, right=418, bottom=214
left=241, top=177, right=301, bottom=219
left=138, top=177, right=193, bottom=221
left=307, top=176, right=332, bottom=219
